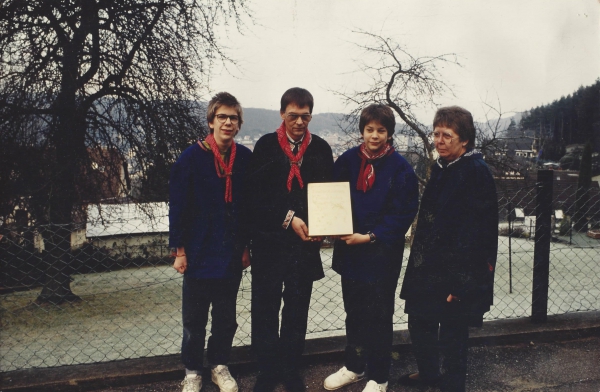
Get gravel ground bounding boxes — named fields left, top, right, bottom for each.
left=94, top=335, right=600, bottom=392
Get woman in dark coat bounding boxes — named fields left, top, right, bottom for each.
left=399, top=106, right=498, bottom=392
left=324, top=104, right=419, bottom=392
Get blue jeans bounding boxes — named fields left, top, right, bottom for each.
left=181, top=275, right=241, bottom=371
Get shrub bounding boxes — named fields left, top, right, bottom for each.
left=498, top=226, right=529, bottom=238
left=559, top=216, right=572, bottom=236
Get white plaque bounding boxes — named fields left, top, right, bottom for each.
left=307, top=182, right=353, bottom=236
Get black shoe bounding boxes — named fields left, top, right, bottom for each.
left=253, top=373, right=279, bottom=392
left=282, top=371, right=305, bottom=392
left=437, top=374, right=465, bottom=392
left=398, top=373, right=438, bottom=387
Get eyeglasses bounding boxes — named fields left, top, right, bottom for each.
left=285, top=113, right=312, bottom=122
left=215, top=114, right=240, bottom=124
left=430, top=131, right=457, bottom=143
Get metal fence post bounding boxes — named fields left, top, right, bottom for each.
left=507, top=202, right=513, bottom=294
left=532, top=170, right=553, bottom=323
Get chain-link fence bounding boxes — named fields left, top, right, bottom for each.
left=1, top=173, right=600, bottom=372
left=548, top=179, right=600, bottom=314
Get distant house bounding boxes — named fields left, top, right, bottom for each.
left=239, top=135, right=254, bottom=147
left=495, top=170, right=600, bottom=223
left=514, top=149, right=537, bottom=158
left=565, top=144, right=585, bottom=154
left=81, top=147, right=130, bottom=203
left=86, top=203, right=169, bottom=259
left=1, top=146, right=129, bottom=229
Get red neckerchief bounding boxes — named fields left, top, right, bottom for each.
left=276, top=121, right=311, bottom=192
left=199, top=134, right=236, bottom=203
left=356, top=143, right=394, bottom=192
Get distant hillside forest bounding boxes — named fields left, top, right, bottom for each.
left=241, top=108, right=348, bottom=137
left=520, top=79, right=600, bottom=161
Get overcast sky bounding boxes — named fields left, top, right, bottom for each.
left=208, top=0, right=600, bottom=123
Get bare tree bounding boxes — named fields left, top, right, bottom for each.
left=475, top=98, right=523, bottom=176
left=333, top=30, right=459, bottom=184
left=0, top=0, right=250, bottom=303
left=333, top=31, right=523, bottom=185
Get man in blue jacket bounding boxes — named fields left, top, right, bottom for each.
left=169, top=92, right=252, bottom=392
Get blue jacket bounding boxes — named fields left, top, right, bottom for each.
left=332, top=146, right=419, bottom=282
left=168, top=142, right=252, bottom=279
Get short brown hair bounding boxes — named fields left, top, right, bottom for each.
left=280, top=87, right=314, bottom=113
left=433, top=106, right=475, bottom=149
left=359, top=104, right=395, bottom=144
left=206, top=92, right=243, bottom=133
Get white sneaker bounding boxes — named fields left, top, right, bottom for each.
left=362, top=380, right=388, bottom=392
left=324, top=366, right=365, bottom=390
left=181, top=374, right=202, bottom=392
left=211, top=365, right=239, bottom=392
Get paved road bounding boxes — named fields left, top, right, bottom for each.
left=95, top=335, right=600, bottom=392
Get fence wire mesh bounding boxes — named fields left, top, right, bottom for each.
left=1, top=181, right=600, bottom=372
left=494, top=184, right=539, bottom=320
left=548, top=184, right=600, bottom=314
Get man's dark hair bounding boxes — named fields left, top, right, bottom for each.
left=280, top=87, right=314, bottom=113
left=206, top=92, right=243, bottom=133
left=359, top=104, right=396, bottom=144
left=433, top=106, right=476, bottom=149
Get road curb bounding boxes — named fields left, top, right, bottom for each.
left=2, top=311, right=599, bottom=391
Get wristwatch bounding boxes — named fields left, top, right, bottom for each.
left=367, top=231, right=376, bottom=243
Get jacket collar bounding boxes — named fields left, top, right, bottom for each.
left=436, top=149, right=481, bottom=169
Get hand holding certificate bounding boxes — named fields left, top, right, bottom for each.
left=307, top=182, right=353, bottom=236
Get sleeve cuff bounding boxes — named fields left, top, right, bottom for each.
left=282, top=210, right=295, bottom=229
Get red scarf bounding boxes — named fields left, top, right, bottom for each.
left=276, top=121, right=311, bottom=192
left=200, top=134, right=236, bottom=203
left=356, top=143, right=394, bottom=192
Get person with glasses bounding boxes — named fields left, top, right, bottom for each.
left=398, top=106, right=498, bottom=392
left=322, top=104, right=418, bottom=392
left=245, top=87, right=334, bottom=392
left=169, top=92, right=252, bottom=392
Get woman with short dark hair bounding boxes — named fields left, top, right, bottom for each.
left=323, top=104, right=419, bottom=392
left=399, top=106, right=498, bottom=392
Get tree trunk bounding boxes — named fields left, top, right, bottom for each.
left=36, top=224, right=80, bottom=304
left=36, top=47, right=86, bottom=304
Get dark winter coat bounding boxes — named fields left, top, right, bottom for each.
left=245, top=132, right=334, bottom=282
left=400, top=150, right=498, bottom=326
left=332, top=146, right=419, bottom=282
left=168, top=142, right=252, bottom=279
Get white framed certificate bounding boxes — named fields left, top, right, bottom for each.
left=307, top=182, right=353, bottom=236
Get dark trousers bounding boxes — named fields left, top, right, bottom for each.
left=342, top=273, right=399, bottom=384
left=181, top=275, right=241, bottom=371
left=408, top=313, right=469, bottom=392
left=251, top=270, right=313, bottom=376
